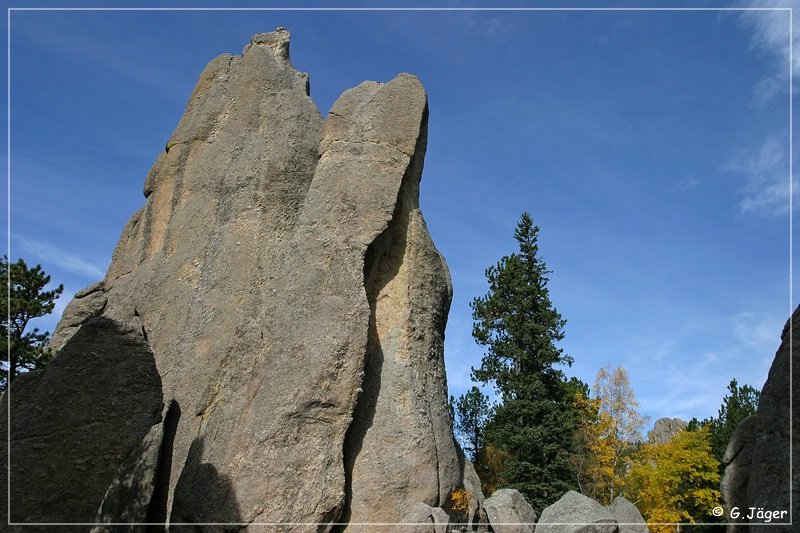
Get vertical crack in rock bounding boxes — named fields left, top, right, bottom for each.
left=339, top=184, right=405, bottom=529
left=145, top=400, right=181, bottom=531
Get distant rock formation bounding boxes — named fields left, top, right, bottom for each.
left=1, top=29, right=462, bottom=529
left=720, top=305, right=798, bottom=532
left=646, top=417, right=687, bottom=444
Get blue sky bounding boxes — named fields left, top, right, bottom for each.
left=4, top=1, right=797, bottom=429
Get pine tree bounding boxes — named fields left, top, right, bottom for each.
left=470, top=212, right=576, bottom=508
left=453, top=386, right=491, bottom=462
left=707, top=379, right=760, bottom=462
left=1, top=256, right=63, bottom=389
left=687, top=377, right=760, bottom=481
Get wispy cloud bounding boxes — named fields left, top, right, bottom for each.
left=732, top=311, right=785, bottom=355
left=16, top=237, right=106, bottom=280
left=631, top=307, right=784, bottom=425
left=676, top=176, right=699, bottom=192
left=737, top=1, right=798, bottom=102
left=725, top=136, right=795, bottom=216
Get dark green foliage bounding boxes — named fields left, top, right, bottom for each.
left=1, top=256, right=63, bottom=389
left=703, top=379, right=760, bottom=462
left=453, top=386, right=492, bottom=461
left=470, top=212, right=577, bottom=508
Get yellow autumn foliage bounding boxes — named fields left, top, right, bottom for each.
left=474, top=444, right=511, bottom=496
left=573, top=365, right=647, bottom=505
left=572, top=391, right=620, bottom=504
left=624, top=426, right=721, bottom=533
left=450, top=488, right=473, bottom=520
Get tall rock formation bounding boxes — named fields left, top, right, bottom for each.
left=720, top=305, right=798, bottom=532
left=1, top=29, right=461, bottom=530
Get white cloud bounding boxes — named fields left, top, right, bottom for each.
left=738, top=2, right=798, bottom=101
left=732, top=311, right=785, bottom=355
left=16, top=237, right=107, bottom=280
left=725, top=137, right=795, bottom=216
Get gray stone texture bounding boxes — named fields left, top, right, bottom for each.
left=536, top=491, right=619, bottom=533
left=399, top=502, right=451, bottom=533
left=720, top=305, right=798, bottom=532
left=607, top=497, right=649, bottom=533
left=1, top=29, right=462, bottom=530
left=462, top=458, right=488, bottom=531
left=482, top=488, right=537, bottom=533
left=646, top=417, right=687, bottom=444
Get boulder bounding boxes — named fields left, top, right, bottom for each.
left=1, top=29, right=462, bottom=529
left=482, top=488, right=537, bottom=533
left=536, top=491, right=618, bottom=533
left=720, top=305, right=799, bottom=532
left=399, top=502, right=451, bottom=533
left=608, top=496, right=649, bottom=533
left=646, top=417, right=687, bottom=444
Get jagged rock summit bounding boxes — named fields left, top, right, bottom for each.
left=646, top=417, right=687, bottom=444
left=1, top=29, right=461, bottom=530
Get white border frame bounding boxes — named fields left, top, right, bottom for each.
left=4, top=4, right=794, bottom=529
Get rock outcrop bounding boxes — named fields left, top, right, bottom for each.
left=482, top=489, right=537, bottom=533
left=536, top=491, right=619, bottom=533
left=720, top=305, right=798, bottom=532
left=608, top=496, right=649, bottom=533
left=646, top=417, right=687, bottom=444
left=1, top=29, right=462, bottom=530
left=462, top=459, right=488, bottom=530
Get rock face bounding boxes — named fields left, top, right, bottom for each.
left=482, top=489, right=537, bottom=533
left=720, top=305, right=798, bottom=532
left=646, top=417, right=687, bottom=444
left=536, top=491, right=619, bottom=533
left=1, top=29, right=461, bottom=529
left=608, top=497, right=649, bottom=533
left=462, top=459, right=488, bottom=530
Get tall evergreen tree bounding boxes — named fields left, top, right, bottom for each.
left=1, top=256, right=63, bottom=390
left=470, top=212, right=577, bottom=509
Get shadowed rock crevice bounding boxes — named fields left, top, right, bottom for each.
left=146, top=400, right=182, bottom=531
left=170, top=437, right=243, bottom=531
left=338, top=185, right=407, bottom=528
